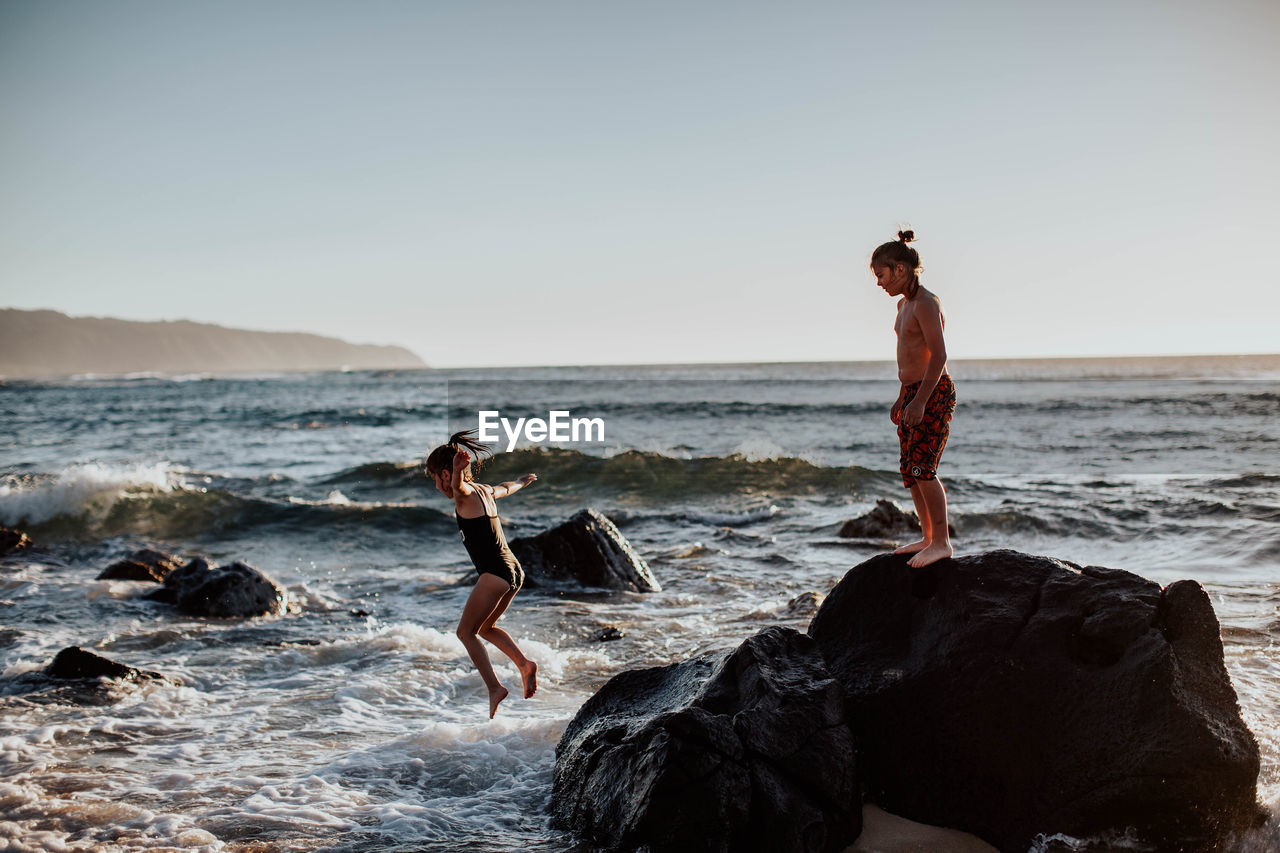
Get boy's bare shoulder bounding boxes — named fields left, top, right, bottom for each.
left=918, top=286, right=942, bottom=307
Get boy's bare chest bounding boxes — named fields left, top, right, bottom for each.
left=894, top=303, right=922, bottom=338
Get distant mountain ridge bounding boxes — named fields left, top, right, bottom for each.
left=0, top=309, right=427, bottom=378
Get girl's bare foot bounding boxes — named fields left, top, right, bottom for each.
left=520, top=660, right=538, bottom=699
left=488, top=684, right=509, bottom=718
left=907, top=542, right=954, bottom=567
left=894, top=540, right=929, bottom=555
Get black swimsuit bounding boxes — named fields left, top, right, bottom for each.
left=456, top=484, right=524, bottom=591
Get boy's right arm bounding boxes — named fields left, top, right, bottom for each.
left=890, top=385, right=908, bottom=424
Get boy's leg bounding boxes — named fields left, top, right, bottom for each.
left=907, top=477, right=953, bottom=567
left=893, top=483, right=932, bottom=554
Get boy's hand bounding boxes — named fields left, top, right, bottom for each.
left=902, top=398, right=927, bottom=426
left=519, top=473, right=538, bottom=486
left=452, top=450, right=471, bottom=473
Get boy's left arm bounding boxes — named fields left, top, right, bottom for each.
left=902, top=302, right=948, bottom=426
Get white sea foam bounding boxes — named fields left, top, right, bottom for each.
left=300, top=716, right=565, bottom=842
left=729, top=436, right=790, bottom=462
left=285, top=489, right=356, bottom=507
left=0, top=462, right=177, bottom=527
left=364, top=622, right=467, bottom=659
left=0, top=776, right=224, bottom=852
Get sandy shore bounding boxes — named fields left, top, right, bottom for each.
left=848, top=805, right=999, bottom=853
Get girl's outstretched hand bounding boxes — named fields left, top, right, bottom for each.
left=452, top=449, right=471, bottom=473
left=519, top=473, right=537, bottom=486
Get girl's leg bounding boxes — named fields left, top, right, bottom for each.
left=457, top=573, right=517, bottom=718
left=478, top=588, right=538, bottom=698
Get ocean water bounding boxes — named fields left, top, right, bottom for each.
left=1, top=356, right=1277, bottom=852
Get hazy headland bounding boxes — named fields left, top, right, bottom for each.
left=0, top=309, right=426, bottom=378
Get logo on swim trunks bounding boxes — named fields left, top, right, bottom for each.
left=911, top=465, right=923, bottom=477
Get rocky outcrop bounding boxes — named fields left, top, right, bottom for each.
left=551, top=626, right=859, bottom=853
left=143, top=559, right=289, bottom=618
left=509, top=508, right=661, bottom=592
left=1, top=527, right=32, bottom=557
left=837, top=499, right=955, bottom=540
left=97, top=548, right=185, bottom=582
left=0, top=308, right=426, bottom=378
left=808, top=550, right=1263, bottom=853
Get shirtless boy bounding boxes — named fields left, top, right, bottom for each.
left=871, top=230, right=956, bottom=567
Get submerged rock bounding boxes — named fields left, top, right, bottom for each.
left=143, top=559, right=289, bottom=618
left=97, top=548, right=186, bottom=582
left=1, top=646, right=175, bottom=705
left=552, top=625, right=859, bottom=853
left=782, top=590, right=824, bottom=619
left=509, top=508, right=661, bottom=592
left=589, top=625, right=624, bottom=642
left=0, top=526, right=32, bottom=557
left=838, top=498, right=956, bottom=540
left=808, top=549, right=1262, bottom=853
left=44, top=646, right=169, bottom=683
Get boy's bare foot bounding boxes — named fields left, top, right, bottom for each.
left=520, top=660, right=538, bottom=699
left=894, top=540, right=929, bottom=555
left=907, top=542, right=953, bottom=567
left=488, top=684, right=509, bottom=719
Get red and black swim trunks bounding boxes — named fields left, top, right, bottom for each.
left=892, top=374, right=957, bottom=488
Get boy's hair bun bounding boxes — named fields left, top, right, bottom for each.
left=871, top=230, right=923, bottom=283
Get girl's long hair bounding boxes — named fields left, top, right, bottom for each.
left=425, top=429, right=493, bottom=479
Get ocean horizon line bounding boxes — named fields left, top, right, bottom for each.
left=4, top=351, right=1279, bottom=382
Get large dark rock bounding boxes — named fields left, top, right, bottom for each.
left=552, top=625, right=859, bottom=853
left=837, top=498, right=955, bottom=540
left=0, top=646, right=175, bottom=705
left=509, top=508, right=661, bottom=592
left=0, top=526, right=32, bottom=557
left=143, top=559, right=289, bottom=617
left=97, top=548, right=185, bottom=582
left=44, top=646, right=168, bottom=683
left=808, top=550, right=1262, bottom=853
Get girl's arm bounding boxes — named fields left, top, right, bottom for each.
left=491, top=473, right=537, bottom=499
left=450, top=450, right=477, bottom=510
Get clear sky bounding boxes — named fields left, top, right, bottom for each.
left=2, top=0, right=1277, bottom=367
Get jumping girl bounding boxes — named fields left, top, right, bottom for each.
left=426, top=430, right=538, bottom=718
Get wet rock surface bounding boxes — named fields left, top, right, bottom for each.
left=509, top=508, right=661, bottom=592
left=837, top=499, right=955, bottom=540
left=589, top=625, right=624, bottom=642
left=552, top=625, right=859, bottom=853
left=1, top=646, right=175, bottom=705
left=808, top=549, right=1263, bottom=853
left=0, top=526, right=32, bottom=557
left=97, top=548, right=186, bottom=582
left=143, top=559, right=289, bottom=618
left=782, top=590, right=824, bottom=619
left=44, top=646, right=168, bottom=682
